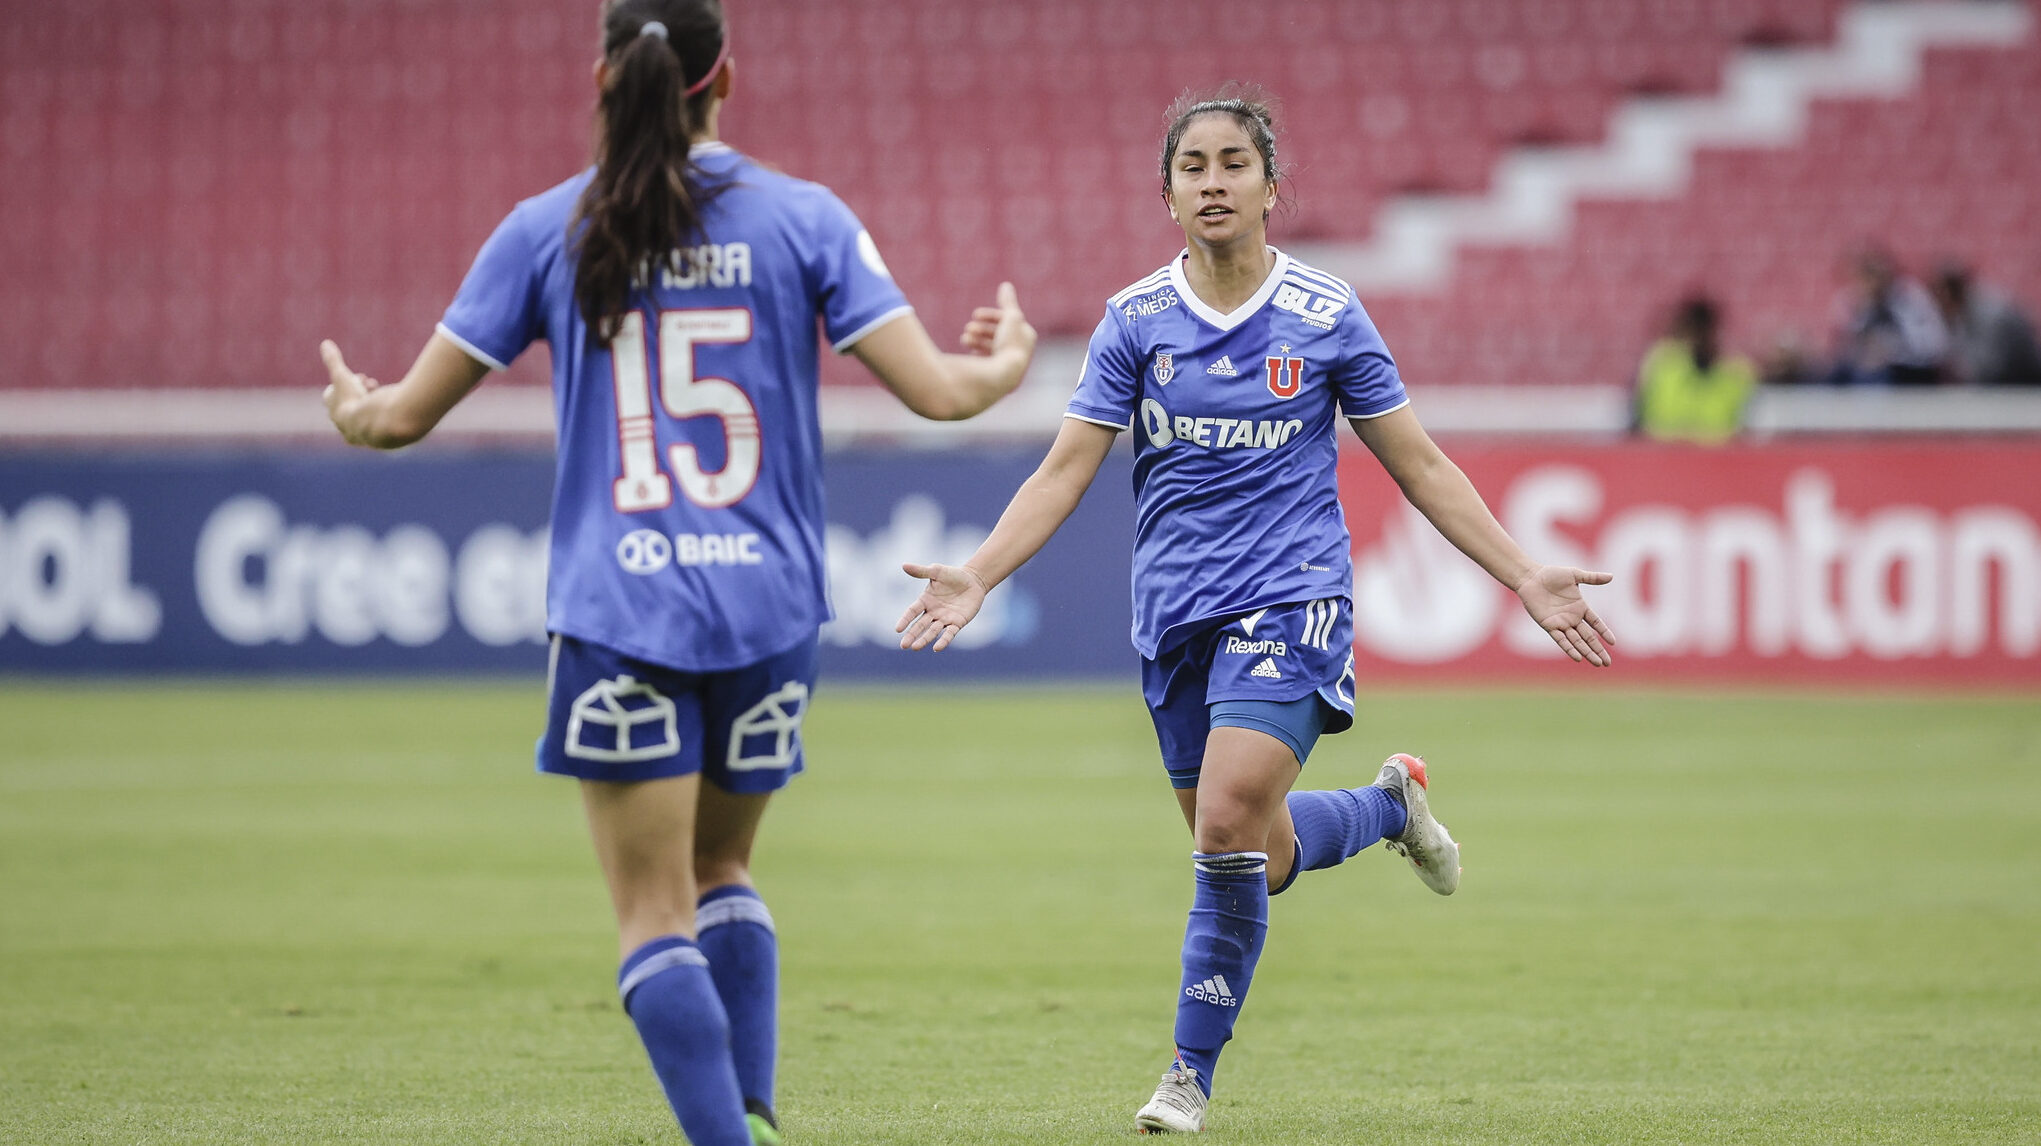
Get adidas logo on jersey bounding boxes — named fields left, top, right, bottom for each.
left=1205, top=355, right=1238, bottom=376
left=1251, top=657, right=1282, bottom=680
left=1185, top=974, right=1238, bottom=1007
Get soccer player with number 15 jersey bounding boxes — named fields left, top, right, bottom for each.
left=321, top=2, right=1036, bottom=1142
left=898, top=88, right=1617, bottom=1134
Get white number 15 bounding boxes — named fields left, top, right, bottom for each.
left=609, top=307, right=760, bottom=512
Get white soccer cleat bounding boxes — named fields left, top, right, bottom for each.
left=1134, top=1062, right=1207, bottom=1134
left=1377, top=753, right=1461, bottom=896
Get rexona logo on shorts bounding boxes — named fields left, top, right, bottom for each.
left=1139, top=399, right=1304, bottom=451
left=615, top=530, right=764, bottom=574
left=1223, top=635, right=1288, bottom=656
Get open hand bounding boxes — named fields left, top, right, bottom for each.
left=1515, top=565, right=1617, bottom=667
left=896, top=562, right=990, bottom=651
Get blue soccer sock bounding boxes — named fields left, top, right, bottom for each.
left=697, top=885, right=778, bottom=1116
left=1170, top=851, right=1270, bottom=1098
left=617, top=936, right=750, bottom=1146
left=1287, top=785, right=1407, bottom=873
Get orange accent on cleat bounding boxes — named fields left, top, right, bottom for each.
left=1392, top=752, right=1429, bottom=790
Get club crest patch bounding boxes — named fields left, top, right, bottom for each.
left=1154, top=351, right=1174, bottom=385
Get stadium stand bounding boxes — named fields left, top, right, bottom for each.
left=0, top=0, right=2030, bottom=399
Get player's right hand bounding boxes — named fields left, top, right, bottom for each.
left=896, top=562, right=990, bottom=652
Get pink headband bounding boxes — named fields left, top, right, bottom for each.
left=683, top=36, right=730, bottom=97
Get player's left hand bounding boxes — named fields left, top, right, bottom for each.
left=1515, top=565, right=1616, bottom=667
left=320, top=340, right=382, bottom=446
left=959, top=282, right=1036, bottom=363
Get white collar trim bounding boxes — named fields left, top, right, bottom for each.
left=690, top=141, right=733, bottom=157
left=1168, top=246, right=1290, bottom=332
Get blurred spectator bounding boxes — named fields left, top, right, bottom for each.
left=1930, top=262, right=2041, bottom=386
left=1826, top=246, right=1948, bottom=386
left=1758, top=330, right=1818, bottom=387
left=1634, top=296, right=1756, bottom=444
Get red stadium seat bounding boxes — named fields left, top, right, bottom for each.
left=0, top=0, right=2026, bottom=393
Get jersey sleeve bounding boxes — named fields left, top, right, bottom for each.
left=1331, top=299, right=1410, bottom=420
left=1065, top=307, right=1139, bottom=430
left=805, top=191, right=913, bottom=352
left=438, top=205, right=544, bottom=371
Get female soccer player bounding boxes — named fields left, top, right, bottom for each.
left=896, top=89, right=1614, bottom=1134
left=320, top=2, right=1035, bottom=1142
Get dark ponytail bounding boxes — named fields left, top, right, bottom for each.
left=572, top=0, right=730, bottom=343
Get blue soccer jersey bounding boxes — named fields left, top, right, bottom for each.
left=1067, top=248, right=1407, bottom=658
left=440, top=143, right=912, bottom=671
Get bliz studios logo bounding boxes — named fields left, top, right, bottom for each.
left=1153, top=351, right=1175, bottom=385
left=617, top=529, right=672, bottom=574
left=1272, top=282, right=1345, bottom=328
left=1186, top=974, right=1238, bottom=1007
left=1206, top=355, right=1238, bottom=376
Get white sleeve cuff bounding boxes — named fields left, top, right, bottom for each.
left=435, top=323, right=510, bottom=372
left=1064, top=412, right=1130, bottom=431
left=831, top=305, right=916, bottom=353
left=1346, top=396, right=1411, bottom=421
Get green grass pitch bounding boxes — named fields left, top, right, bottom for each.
left=2, top=681, right=2037, bottom=1144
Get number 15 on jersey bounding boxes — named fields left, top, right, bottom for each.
left=610, top=307, right=760, bottom=513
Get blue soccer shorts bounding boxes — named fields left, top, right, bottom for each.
left=1142, top=597, right=1357, bottom=789
left=536, top=632, right=817, bottom=793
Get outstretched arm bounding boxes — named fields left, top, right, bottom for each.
left=851, top=282, right=1038, bottom=421
left=1351, top=406, right=1617, bottom=666
left=897, top=417, right=1118, bottom=651
left=322, top=334, right=491, bottom=449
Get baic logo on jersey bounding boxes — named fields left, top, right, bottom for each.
left=616, top=530, right=672, bottom=575
left=1154, top=352, right=1175, bottom=385
left=615, top=529, right=764, bottom=574
left=1272, top=282, right=1346, bottom=329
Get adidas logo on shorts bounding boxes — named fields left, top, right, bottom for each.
left=1185, top=974, right=1238, bottom=1006
left=1250, top=657, right=1281, bottom=680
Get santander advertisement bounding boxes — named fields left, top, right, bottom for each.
left=1340, top=441, right=2041, bottom=685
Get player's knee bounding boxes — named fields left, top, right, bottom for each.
left=1193, top=794, right=1268, bottom=854
left=692, top=850, right=751, bottom=891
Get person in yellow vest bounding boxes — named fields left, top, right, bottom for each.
left=1634, top=296, right=1756, bottom=443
